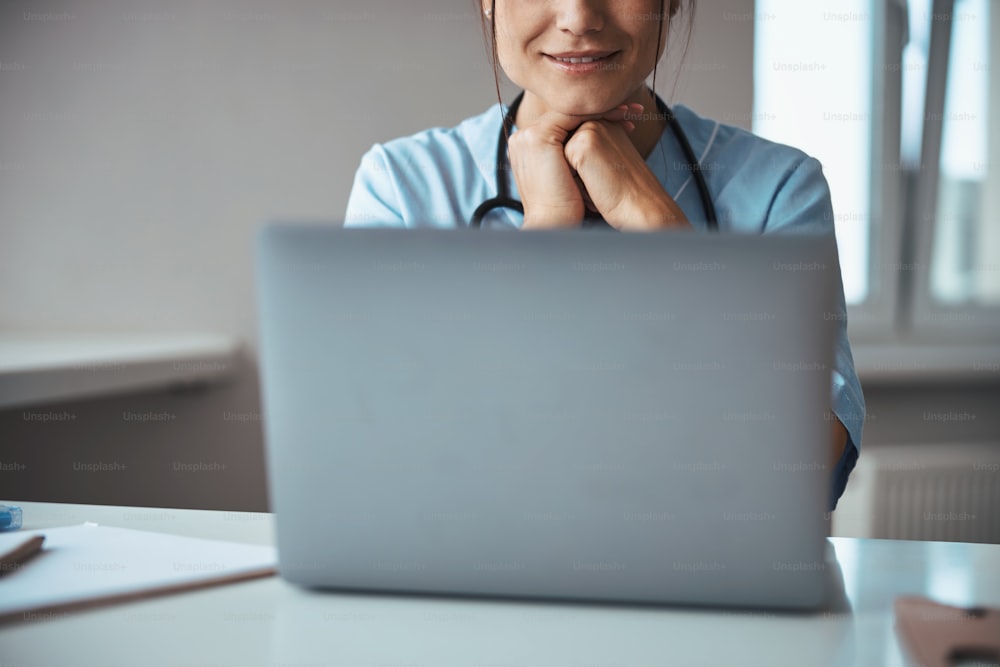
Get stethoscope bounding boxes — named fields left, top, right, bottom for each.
left=471, top=90, right=719, bottom=231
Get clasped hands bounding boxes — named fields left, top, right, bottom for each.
left=509, top=103, right=689, bottom=232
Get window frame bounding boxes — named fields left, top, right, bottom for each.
left=844, top=0, right=910, bottom=343
left=907, top=0, right=1000, bottom=342
left=842, top=0, right=1000, bottom=356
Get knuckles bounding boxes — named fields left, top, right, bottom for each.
left=507, top=125, right=563, bottom=152
left=564, top=121, right=609, bottom=164
left=566, top=122, right=603, bottom=149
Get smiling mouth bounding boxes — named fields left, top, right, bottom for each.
left=550, top=54, right=611, bottom=64
left=545, top=50, right=619, bottom=63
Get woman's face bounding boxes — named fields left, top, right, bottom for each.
left=489, top=0, right=669, bottom=115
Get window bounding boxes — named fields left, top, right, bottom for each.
left=754, top=0, right=999, bottom=343
left=753, top=0, right=872, bottom=306
left=924, top=0, right=997, bottom=306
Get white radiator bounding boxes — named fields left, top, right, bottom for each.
left=835, top=443, right=1000, bottom=544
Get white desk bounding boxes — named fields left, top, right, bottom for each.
left=0, top=333, right=241, bottom=409
left=1, top=501, right=998, bottom=666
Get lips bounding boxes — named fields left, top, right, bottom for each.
left=543, top=50, right=621, bottom=74
left=546, top=50, right=618, bottom=64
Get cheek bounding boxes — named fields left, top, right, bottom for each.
left=634, top=2, right=668, bottom=43
left=493, top=27, right=520, bottom=82
left=493, top=8, right=543, bottom=81
left=631, top=15, right=668, bottom=67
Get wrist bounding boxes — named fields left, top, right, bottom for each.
left=609, top=200, right=689, bottom=231
left=631, top=198, right=691, bottom=231
left=521, top=206, right=584, bottom=230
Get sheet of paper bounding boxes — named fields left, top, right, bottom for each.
left=0, top=523, right=276, bottom=622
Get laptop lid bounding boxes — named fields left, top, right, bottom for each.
left=256, top=225, right=838, bottom=609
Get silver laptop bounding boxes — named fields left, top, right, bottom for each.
left=256, top=225, right=838, bottom=609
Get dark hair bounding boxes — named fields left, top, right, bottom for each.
left=478, top=0, right=698, bottom=109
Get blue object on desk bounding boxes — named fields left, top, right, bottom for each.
left=0, top=505, right=24, bottom=531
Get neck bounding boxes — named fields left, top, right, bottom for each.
left=514, top=86, right=667, bottom=159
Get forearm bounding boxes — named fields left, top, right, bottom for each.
left=830, top=417, right=848, bottom=472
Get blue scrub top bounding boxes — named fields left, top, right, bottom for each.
left=345, top=101, right=864, bottom=510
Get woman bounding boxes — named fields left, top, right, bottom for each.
left=345, top=0, right=863, bottom=510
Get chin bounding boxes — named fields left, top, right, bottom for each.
left=545, top=91, right=624, bottom=117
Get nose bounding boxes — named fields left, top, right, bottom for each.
left=554, top=0, right=605, bottom=36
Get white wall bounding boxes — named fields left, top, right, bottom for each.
left=0, top=0, right=755, bottom=509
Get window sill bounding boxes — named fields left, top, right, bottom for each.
left=0, top=332, right=242, bottom=409
left=853, top=342, right=1000, bottom=385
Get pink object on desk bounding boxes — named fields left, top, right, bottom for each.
left=894, top=595, right=1000, bottom=667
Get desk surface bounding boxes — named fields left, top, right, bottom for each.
left=1, top=501, right=998, bottom=666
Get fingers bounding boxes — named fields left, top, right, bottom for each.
left=597, top=103, right=644, bottom=133
left=530, top=103, right=644, bottom=139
